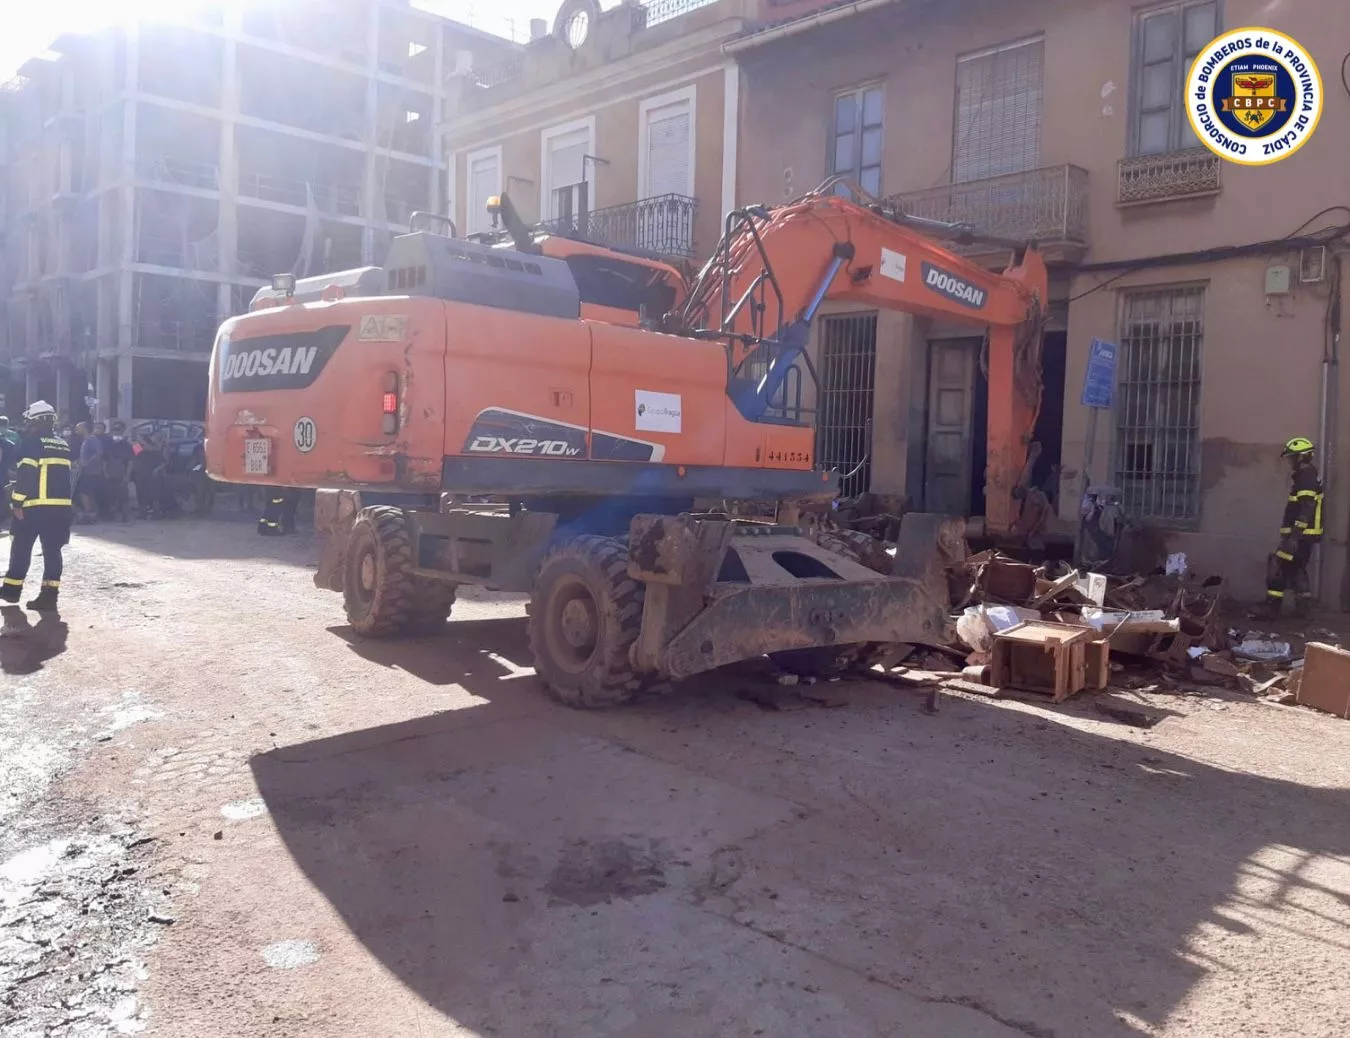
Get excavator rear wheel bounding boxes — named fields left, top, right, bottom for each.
left=343, top=506, right=417, bottom=638
left=529, top=536, right=646, bottom=708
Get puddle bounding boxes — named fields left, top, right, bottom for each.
left=0, top=835, right=126, bottom=909
left=261, top=938, right=321, bottom=970
left=220, top=798, right=269, bottom=821
left=0, top=837, right=71, bottom=907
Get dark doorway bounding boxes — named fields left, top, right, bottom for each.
left=1031, top=331, right=1067, bottom=507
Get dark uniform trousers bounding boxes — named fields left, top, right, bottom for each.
left=258, top=488, right=300, bottom=536
left=1266, top=463, right=1323, bottom=611
left=4, top=432, right=75, bottom=596
left=4, top=511, right=72, bottom=592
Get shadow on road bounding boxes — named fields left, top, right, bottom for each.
left=0, top=605, right=69, bottom=675
left=250, top=621, right=1350, bottom=1037
left=73, top=514, right=317, bottom=566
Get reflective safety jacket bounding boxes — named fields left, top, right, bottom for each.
left=10, top=432, right=74, bottom=512
left=1280, top=461, right=1323, bottom=542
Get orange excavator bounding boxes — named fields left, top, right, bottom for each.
left=206, top=180, right=1047, bottom=706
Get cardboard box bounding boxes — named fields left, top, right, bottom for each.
left=1295, top=643, right=1350, bottom=718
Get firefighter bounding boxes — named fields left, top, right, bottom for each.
left=2, top=401, right=74, bottom=612
left=1263, top=437, right=1323, bottom=619
left=257, top=487, right=300, bottom=537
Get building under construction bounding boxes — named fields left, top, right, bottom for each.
left=0, top=0, right=517, bottom=425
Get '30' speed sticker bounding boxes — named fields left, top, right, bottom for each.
left=293, top=416, right=317, bottom=453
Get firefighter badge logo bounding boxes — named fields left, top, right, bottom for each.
left=1186, top=28, right=1322, bottom=165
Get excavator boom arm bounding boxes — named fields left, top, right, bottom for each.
left=680, top=191, right=1049, bottom=538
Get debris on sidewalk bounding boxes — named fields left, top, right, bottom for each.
left=1294, top=643, right=1350, bottom=718
left=990, top=621, right=1110, bottom=703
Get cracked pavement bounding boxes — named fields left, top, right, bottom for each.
left=2, top=515, right=1349, bottom=1037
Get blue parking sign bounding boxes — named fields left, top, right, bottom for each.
left=1081, top=338, right=1118, bottom=409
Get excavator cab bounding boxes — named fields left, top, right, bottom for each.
left=475, top=192, right=689, bottom=328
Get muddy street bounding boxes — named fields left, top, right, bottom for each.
left=2, top=517, right=1349, bottom=1038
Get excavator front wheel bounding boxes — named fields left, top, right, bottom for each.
left=343, top=506, right=418, bottom=638
left=529, top=536, right=646, bottom=708
left=406, top=580, right=457, bottom=635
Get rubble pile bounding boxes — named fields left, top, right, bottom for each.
left=869, top=549, right=1344, bottom=719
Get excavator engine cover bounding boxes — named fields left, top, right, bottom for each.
left=382, top=233, right=580, bottom=318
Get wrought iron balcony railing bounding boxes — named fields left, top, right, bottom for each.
left=1117, top=148, right=1222, bottom=206
left=887, top=164, right=1090, bottom=247
left=536, top=193, right=698, bottom=259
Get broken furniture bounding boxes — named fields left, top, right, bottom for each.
left=991, top=620, right=1110, bottom=702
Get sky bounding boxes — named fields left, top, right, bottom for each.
left=0, top=0, right=579, bottom=81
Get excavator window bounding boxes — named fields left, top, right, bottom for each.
left=565, top=255, right=677, bottom=317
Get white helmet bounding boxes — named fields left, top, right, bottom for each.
left=22, top=400, right=57, bottom=422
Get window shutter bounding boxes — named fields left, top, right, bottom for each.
left=645, top=104, right=691, bottom=198
left=952, top=38, right=1044, bottom=184
left=551, top=136, right=587, bottom=192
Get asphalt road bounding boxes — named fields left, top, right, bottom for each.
left=2, top=517, right=1349, bottom=1038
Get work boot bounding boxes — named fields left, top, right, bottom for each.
left=1254, top=598, right=1281, bottom=621
left=0, top=581, right=21, bottom=604
left=26, top=586, right=58, bottom=613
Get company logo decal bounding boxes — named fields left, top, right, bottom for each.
left=922, top=263, right=987, bottom=310
left=218, top=325, right=350, bottom=392
left=1186, top=28, right=1322, bottom=165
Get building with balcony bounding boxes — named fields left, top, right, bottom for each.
left=732, top=0, right=1350, bottom=603
left=442, top=0, right=747, bottom=268
left=0, top=0, right=518, bottom=425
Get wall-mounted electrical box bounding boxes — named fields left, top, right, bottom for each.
left=1265, top=264, right=1292, bottom=296
left=1300, top=246, right=1328, bottom=284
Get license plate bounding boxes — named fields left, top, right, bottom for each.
left=243, top=438, right=271, bottom=476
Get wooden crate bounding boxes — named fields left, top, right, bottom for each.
left=991, top=621, right=1108, bottom=702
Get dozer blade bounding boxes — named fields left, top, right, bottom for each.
left=630, top=512, right=966, bottom=682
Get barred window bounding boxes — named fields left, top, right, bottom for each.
left=1115, top=286, right=1204, bottom=521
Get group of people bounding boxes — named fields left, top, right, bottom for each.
left=60, top=420, right=182, bottom=523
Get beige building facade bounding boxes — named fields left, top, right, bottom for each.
left=733, top=0, right=1350, bottom=603
left=442, top=0, right=749, bottom=265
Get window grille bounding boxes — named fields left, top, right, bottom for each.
left=1115, top=286, right=1205, bottom=521
left=816, top=313, right=878, bottom=499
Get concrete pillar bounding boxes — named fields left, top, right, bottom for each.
left=217, top=4, right=240, bottom=313
left=96, top=358, right=114, bottom=422
left=25, top=368, right=39, bottom=408
left=117, top=357, right=133, bottom=423
left=361, top=0, right=382, bottom=264
left=118, top=22, right=139, bottom=423
left=55, top=365, right=71, bottom=422
left=430, top=19, right=446, bottom=214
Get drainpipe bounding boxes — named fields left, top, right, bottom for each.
left=722, top=0, right=904, bottom=54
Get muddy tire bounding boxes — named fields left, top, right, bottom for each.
left=343, top=506, right=416, bottom=638
left=529, top=536, right=646, bottom=708
left=406, top=580, right=457, bottom=635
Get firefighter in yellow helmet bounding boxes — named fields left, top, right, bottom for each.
left=2, top=401, right=74, bottom=611
left=1262, top=437, right=1323, bottom=618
